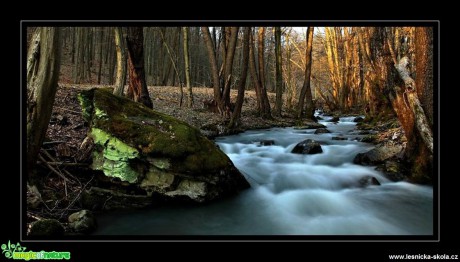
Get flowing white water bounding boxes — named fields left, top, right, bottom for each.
left=94, top=115, right=433, bottom=235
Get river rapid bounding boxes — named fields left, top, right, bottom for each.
left=94, top=115, right=433, bottom=235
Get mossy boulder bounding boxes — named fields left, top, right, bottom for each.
left=29, top=219, right=64, bottom=236
left=78, top=88, right=249, bottom=203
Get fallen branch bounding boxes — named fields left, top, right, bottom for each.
left=53, top=106, right=81, bottom=114
left=37, top=161, right=89, bottom=167
left=38, top=154, right=70, bottom=182
left=395, top=57, right=433, bottom=154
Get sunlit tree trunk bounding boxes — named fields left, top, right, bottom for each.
left=183, top=27, right=193, bottom=107
left=274, top=27, right=283, bottom=117
left=113, top=27, right=127, bottom=96
left=27, top=27, right=61, bottom=174
left=229, top=27, right=250, bottom=129
left=297, top=27, right=315, bottom=120
left=126, top=27, right=153, bottom=108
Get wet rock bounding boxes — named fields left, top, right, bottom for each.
left=332, top=136, right=347, bottom=140
left=314, top=128, right=330, bottom=134
left=328, top=116, right=340, bottom=122
left=259, top=140, right=275, bottom=146
left=78, top=88, right=249, bottom=204
left=358, top=176, right=381, bottom=187
left=293, top=122, right=326, bottom=129
left=376, top=161, right=406, bottom=182
left=360, top=134, right=378, bottom=143
left=29, top=219, right=64, bottom=236
left=68, top=210, right=97, bottom=234
left=353, top=142, right=404, bottom=165
left=292, top=139, right=323, bottom=154
left=353, top=117, right=364, bottom=123
left=27, top=184, right=42, bottom=209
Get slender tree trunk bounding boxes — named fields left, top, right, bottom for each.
left=222, top=27, right=239, bottom=107
left=256, top=27, right=272, bottom=119
left=274, top=27, right=283, bottom=117
left=249, top=30, right=262, bottom=112
left=297, top=27, right=315, bottom=120
left=97, top=28, right=104, bottom=84
left=202, top=27, right=223, bottom=111
left=27, top=27, right=61, bottom=175
left=114, top=27, right=127, bottom=96
left=183, top=27, right=193, bottom=107
left=229, top=27, right=250, bottom=129
left=126, top=27, right=153, bottom=108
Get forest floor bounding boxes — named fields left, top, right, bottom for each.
left=27, top=84, right=404, bottom=235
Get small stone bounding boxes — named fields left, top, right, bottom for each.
left=314, top=128, right=330, bottom=134
left=259, top=140, right=275, bottom=146
left=358, top=176, right=381, bottom=187
left=332, top=136, right=347, bottom=140
left=292, top=139, right=323, bottom=154
left=353, top=117, right=364, bottom=123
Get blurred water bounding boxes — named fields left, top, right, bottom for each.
left=94, top=115, right=433, bottom=235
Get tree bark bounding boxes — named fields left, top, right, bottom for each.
left=229, top=27, right=250, bottom=129
left=297, top=27, right=315, bottom=120
left=27, top=27, right=61, bottom=175
left=183, top=27, right=193, bottom=107
left=126, top=27, right=153, bottom=108
left=274, top=27, right=283, bottom=117
left=113, top=27, right=127, bottom=96
left=256, top=28, right=272, bottom=119
left=202, top=26, right=223, bottom=110
left=222, top=27, right=239, bottom=107
left=415, top=27, right=433, bottom=127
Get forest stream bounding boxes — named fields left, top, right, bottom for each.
left=94, top=114, right=433, bottom=235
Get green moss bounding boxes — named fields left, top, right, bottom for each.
left=90, top=127, right=140, bottom=183
left=78, top=91, right=94, bottom=122
left=80, top=88, right=234, bottom=182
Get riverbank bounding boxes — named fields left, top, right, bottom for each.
left=26, top=85, right=406, bottom=236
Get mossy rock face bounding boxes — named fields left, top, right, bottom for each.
left=78, top=88, right=249, bottom=203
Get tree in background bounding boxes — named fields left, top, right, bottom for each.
left=274, top=27, right=283, bottom=117
left=297, top=27, right=315, bottom=120
left=27, top=27, right=61, bottom=174
left=183, top=27, right=193, bottom=107
left=249, top=27, right=272, bottom=119
left=229, top=27, right=250, bottom=129
left=113, top=27, right=127, bottom=96
left=126, top=27, right=153, bottom=108
left=202, top=26, right=239, bottom=116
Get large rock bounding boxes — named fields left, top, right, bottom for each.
left=292, top=139, right=323, bottom=154
left=78, top=88, right=249, bottom=204
left=353, top=142, right=404, bottom=165
left=68, top=210, right=97, bottom=234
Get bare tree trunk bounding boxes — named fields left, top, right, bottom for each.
left=297, top=27, right=315, bottom=120
left=415, top=27, right=433, bottom=127
left=126, top=27, right=153, bottom=108
left=249, top=30, right=262, bottom=112
left=97, top=28, right=104, bottom=84
left=274, top=27, right=283, bottom=117
left=27, top=27, right=61, bottom=175
left=229, top=27, right=250, bottom=129
left=222, top=27, right=239, bottom=107
left=183, top=27, right=193, bottom=107
left=257, top=27, right=272, bottom=119
left=113, top=27, right=127, bottom=96
left=202, top=27, right=223, bottom=111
